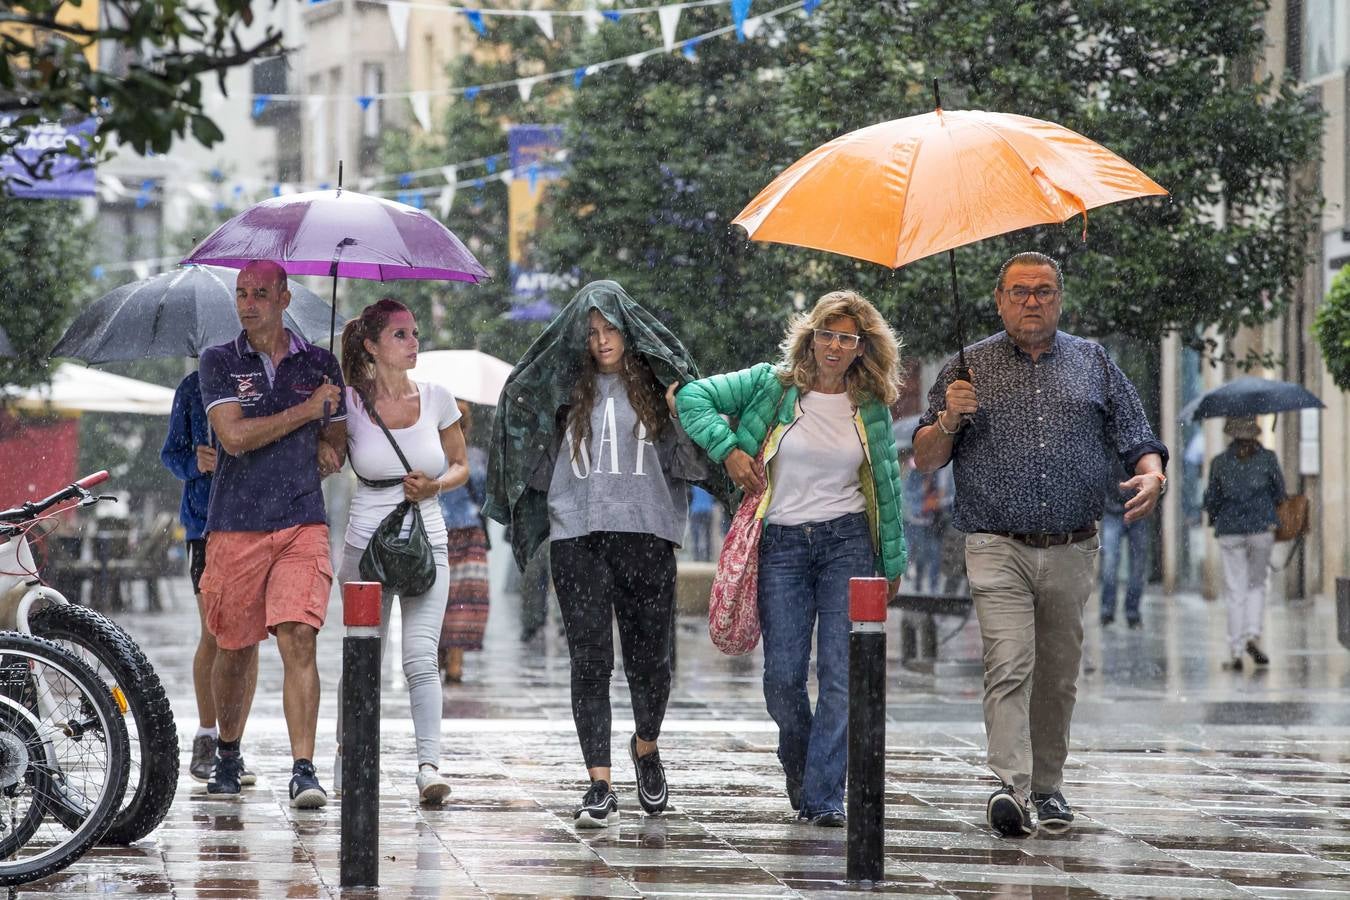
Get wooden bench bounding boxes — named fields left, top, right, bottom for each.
left=890, top=591, right=973, bottom=667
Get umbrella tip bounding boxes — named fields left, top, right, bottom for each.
left=932, top=78, right=941, bottom=110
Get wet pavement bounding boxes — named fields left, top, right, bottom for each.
left=18, top=576, right=1350, bottom=898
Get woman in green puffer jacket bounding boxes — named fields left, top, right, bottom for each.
left=674, top=290, right=907, bottom=827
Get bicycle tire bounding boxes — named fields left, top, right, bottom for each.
left=0, top=632, right=129, bottom=886
left=29, top=605, right=178, bottom=845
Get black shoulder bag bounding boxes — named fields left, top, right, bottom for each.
left=353, top=389, right=438, bottom=597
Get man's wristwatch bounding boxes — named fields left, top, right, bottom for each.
left=1147, top=472, right=1167, bottom=495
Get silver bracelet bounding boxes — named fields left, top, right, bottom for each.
left=936, top=412, right=962, bottom=436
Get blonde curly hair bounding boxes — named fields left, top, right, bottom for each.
left=776, top=290, right=902, bottom=406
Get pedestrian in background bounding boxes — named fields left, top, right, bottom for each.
left=900, top=448, right=948, bottom=594
left=485, top=280, right=725, bottom=828
left=687, top=486, right=715, bottom=561
left=913, top=251, right=1167, bottom=837
left=677, top=289, right=907, bottom=828
left=329, top=298, right=467, bottom=805
left=161, top=370, right=257, bottom=786
left=1202, top=415, right=1285, bottom=670
left=437, top=399, right=491, bottom=683
left=1099, top=455, right=1149, bottom=628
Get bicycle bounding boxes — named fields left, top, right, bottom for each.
left=0, top=630, right=129, bottom=885
left=0, top=473, right=177, bottom=845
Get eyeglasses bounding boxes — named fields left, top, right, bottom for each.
left=1001, top=286, right=1062, bottom=305
left=813, top=328, right=862, bottom=350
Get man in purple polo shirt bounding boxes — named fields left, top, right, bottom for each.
left=197, top=259, right=348, bottom=809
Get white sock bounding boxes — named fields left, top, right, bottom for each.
left=196, top=726, right=218, bottom=739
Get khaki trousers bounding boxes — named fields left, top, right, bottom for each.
left=964, top=532, right=1100, bottom=801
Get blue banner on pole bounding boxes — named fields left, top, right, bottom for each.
left=507, top=125, right=574, bottom=317
left=1, top=117, right=97, bottom=200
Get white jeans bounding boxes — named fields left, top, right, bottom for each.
left=336, top=542, right=449, bottom=766
left=1217, top=531, right=1274, bottom=656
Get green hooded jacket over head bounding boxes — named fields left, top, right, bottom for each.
left=484, top=280, right=735, bottom=569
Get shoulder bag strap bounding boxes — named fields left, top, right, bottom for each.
left=354, top=387, right=415, bottom=475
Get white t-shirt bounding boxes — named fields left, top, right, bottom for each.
left=344, top=381, right=461, bottom=548
left=766, top=390, right=867, bottom=526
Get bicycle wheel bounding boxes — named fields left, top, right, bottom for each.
left=29, top=605, right=177, bottom=845
left=0, top=632, right=129, bottom=886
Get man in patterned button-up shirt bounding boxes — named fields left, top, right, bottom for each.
left=913, top=251, right=1168, bottom=838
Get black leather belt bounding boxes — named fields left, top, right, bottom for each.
left=991, top=528, right=1097, bottom=549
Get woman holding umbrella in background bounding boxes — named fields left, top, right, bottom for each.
left=1203, top=416, right=1286, bottom=671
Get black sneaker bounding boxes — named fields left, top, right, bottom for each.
left=189, top=733, right=218, bottom=782
left=289, top=759, right=327, bottom=809
left=810, top=810, right=846, bottom=828
left=1031, top=790, right=1075, bottom=832
left=987, top=784, right=1033, bottom=837
left=629, top=734, right=668, bottom=815
left=786, top=776, right=802, bottom=812
left=207, top=752, right=242, bottom=796
left=238, top=757, right=257, bottom=787
left=1127, top=617, right=1143, bottom=630
left=1246, top=640, right=1270, bottom=666
left=1099, top=613, right=1115, bottom=627
left=574, top=779, right=619, bottom=828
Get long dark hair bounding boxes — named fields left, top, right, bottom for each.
left=340, top=297, right=411, bottom=399
left=565, top=332, right=668, bottom=464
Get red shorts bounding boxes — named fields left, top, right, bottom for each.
left=200, top=524, right=333, bottom=651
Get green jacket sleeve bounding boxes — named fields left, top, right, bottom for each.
left=675, top=363, right=774, bottom=464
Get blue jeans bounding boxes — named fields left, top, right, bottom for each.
left=1099, top=512, right=1147, bottom=622
left=757, top=511, right=874, bottom=818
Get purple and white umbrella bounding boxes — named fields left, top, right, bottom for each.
left=182, top=184, right=489, bottom=343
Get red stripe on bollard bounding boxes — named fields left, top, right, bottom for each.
left=343, top=582, right=382, bottom=627
left=849, top=577, right=889, bottom=623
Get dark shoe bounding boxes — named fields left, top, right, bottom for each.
left=786, top=776, right=802, bottom=812
left=1246, top=640, right=1269, bottom=666
left=810, top=810, right=846, bottom=828
left=289, top=759, right=328, bottom=809
left=238, top=757, right=257, bottom=787
left=207, top=752, right=242, bottom=796
left=1099, top=613, right=1115, bottom=627
left=574, top=779, right=619, bottom=828
left=629, top=734, right=668, bottom=815
left=1031, top=790, right=1075, bottom=832
left=1227, top=655, right=1244, bottom=671
left=1127, top=617, right=1143, bottom=630
left=189, top=733, right=217, bottom=782
left=987, top=784, right=1033, bottom=837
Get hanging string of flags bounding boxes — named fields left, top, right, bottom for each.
left=252, top=0, right=816, bottom=125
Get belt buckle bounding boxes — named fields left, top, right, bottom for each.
left=1031, top=533, right=1052, bottom=549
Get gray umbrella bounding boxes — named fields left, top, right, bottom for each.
left=50, top=265, right=342, bottom=363
left=0, top=324, right=12, bottom=357
left=1178, top=375, right=1324, bottom=423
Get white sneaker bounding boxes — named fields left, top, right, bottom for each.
left=417, top=768, right=451, bottom=805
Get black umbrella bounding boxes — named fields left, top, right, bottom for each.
left=1178, top=376, right=1324, bottom=423
left=50, top=265, right=342, bottom=364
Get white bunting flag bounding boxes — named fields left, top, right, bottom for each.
left=387, top=1, right=410, bottom=50
left=626, top=53, right=645, bottom=69
left=581, top=9, right=603, bottom=35
left=518, top=77, right=540, bottom=102
left=306, top=96, right=325, bottom=121
left=441, top=166, right=458, bottom=187
left=409, top=92, right=432, bottom=131
left=437, top=185, right=455, bottom=218
left=131, top=261, right=150, bottom=281
left=743, top=15, right=764, bottom=38
left=529, top=11, right=555, bottom=40
left=658, top=6, right=682, bottom=51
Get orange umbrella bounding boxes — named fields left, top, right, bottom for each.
left=733, top=86, right=1167, bottom=372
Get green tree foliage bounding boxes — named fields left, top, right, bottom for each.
left=366, top=15, right=584, bottom=363
left=775, top=0, right=1324, bottom=361
left=1314, top=265, right=1350, bottom=392
left=1, top=0, right=282, bottom=191
left=0, top=193, right=91, bottom=387
left=535, top=7, right=814, bottom=373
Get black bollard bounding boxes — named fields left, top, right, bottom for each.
left=340, top=581, right=382, bottom=888
left=846, top=577, right=888, bottom=884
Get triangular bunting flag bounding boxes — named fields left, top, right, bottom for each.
left=306, top=96, right=325, bottom=121
left=626, top=53, right=645, bottom=69
left=409, top=92, right=432, bottom=131
left=804, top=0, right=821, bottom=14
left=356, top=95, right=375, bottom=111
left=464, top=86, right=481, bottom=101
left=743, top=15, right=763, bottom=38
left=518, top=77, right=539, bottom=102
left=529, top=11, right=554, bottom=40
left=732, top=0, right=752, bottom=41
left=658, top=6, right=681, bottom=51
left=462, top=10, right=486, bottom=36
left=387, top=1, right=410, bottom=50
left=602, top=11, right=622, bottom=22
left=574, top=67, right=586, bottom=88
left=251, top=95, right=271, bottom=118
left=441, top=166, right=458, bottom=187
left=437, top=185, right=455, bottom=218
left=582, top=9, right=603, bottom=34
